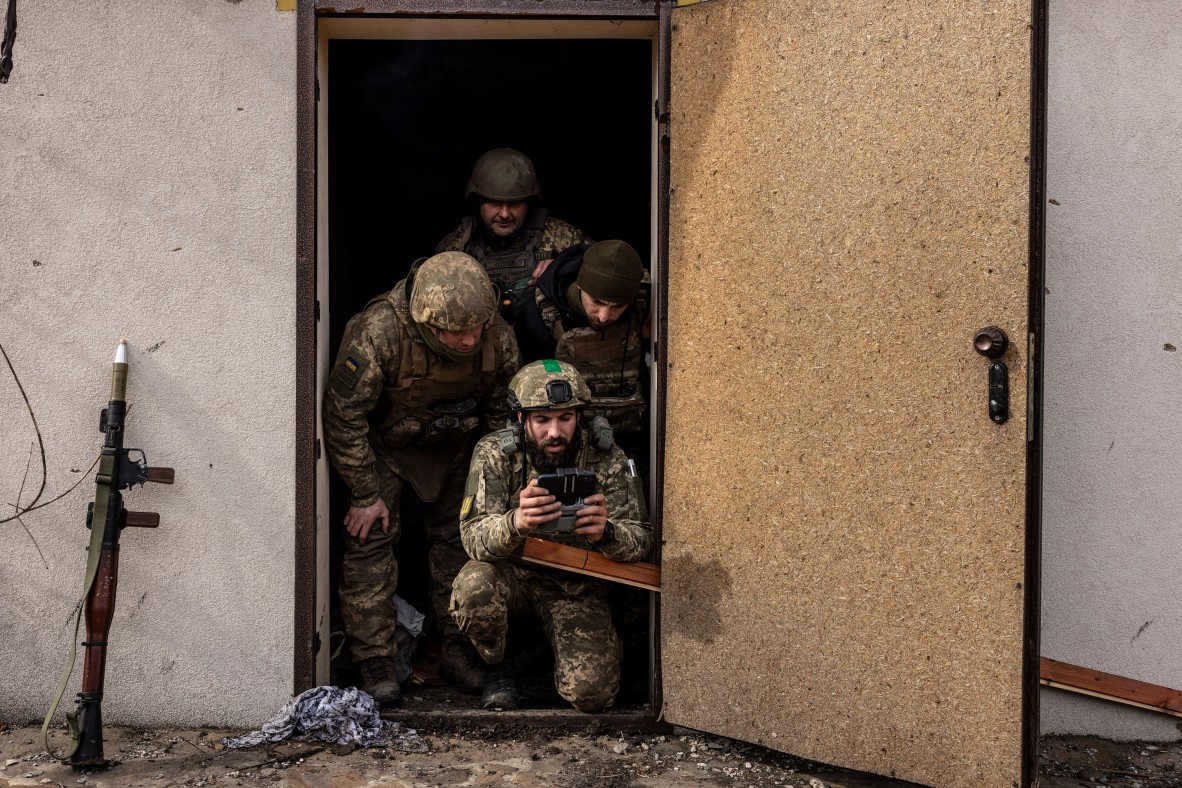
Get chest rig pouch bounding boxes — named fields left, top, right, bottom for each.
left=552, top=319, right=646, bottom=435
left=460, top=208, right=549, bottom=292
left=368, top=286, right=501, bottom=501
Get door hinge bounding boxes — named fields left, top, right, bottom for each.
left=315, top=438, right=321, bottom=460
left=315, top=79, right=320, bottom=103
left=315, top=299, right=321, bottom=322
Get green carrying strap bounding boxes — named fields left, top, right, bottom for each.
left=39, top=447, right=116, bottom=761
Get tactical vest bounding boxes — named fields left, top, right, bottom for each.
left=459, top=207, right=549, bottom=292
left=539, top=295, right=646, bottom=435
left=366, top=284, right=502, bottom=451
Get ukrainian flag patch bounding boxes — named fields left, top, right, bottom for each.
left=330, top=347, right=368, bottom=393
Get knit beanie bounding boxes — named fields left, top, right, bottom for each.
left=574, top=240, right=644, bottom=305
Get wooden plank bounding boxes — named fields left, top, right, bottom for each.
left=518, top=538, right=661, bottom=592
left=1040, top=657, right=1182, bottom=718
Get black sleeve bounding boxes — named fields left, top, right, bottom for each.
left=514, top=297, right=558, bottom=364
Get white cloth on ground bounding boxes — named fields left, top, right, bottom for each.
left=221, top=685, right=427, bottom=751
left=392, top=594, right=426, bottom=636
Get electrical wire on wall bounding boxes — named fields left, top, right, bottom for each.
left=1, top=343, right=103, bottom=568
left=1, top=0, right=16, bottom=84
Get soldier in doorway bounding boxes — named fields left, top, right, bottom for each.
left=513, top=238, right=649, bottom=442
left=435, top=148, right=590, bottom=327
left=449, top=360, right=652, bottom=712
left=323, top=251, right=520, bottom=706
left=513, top=239, right=653, bottom=700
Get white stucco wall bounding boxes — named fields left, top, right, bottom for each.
left=1, top=2, right=296, bottom=726
left=1041, top=2, right=1182, bottom=739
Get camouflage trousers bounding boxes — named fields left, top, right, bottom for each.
left=449, top=561, right=622, bottom=712
left=339, top=457, right=468, bottom=662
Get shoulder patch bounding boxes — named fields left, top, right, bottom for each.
left=460, top=495, right=473, bottom=520
left=330, top=347, right=369, bottom=392
left=463, top=465, right=481, bottom=498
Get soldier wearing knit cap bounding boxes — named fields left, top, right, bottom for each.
left=575, top=240, right=646, bottom=308
left=513, top=239, right=649, bottom=437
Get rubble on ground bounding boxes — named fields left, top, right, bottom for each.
left=1, top=721, right=1179, bottom=787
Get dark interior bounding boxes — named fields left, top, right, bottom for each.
left=326, top=37, right=654, bottom=709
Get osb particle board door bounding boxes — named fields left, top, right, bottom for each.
left=661, top=1, right=1036, bottom=786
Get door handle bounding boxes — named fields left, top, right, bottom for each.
left=973, top=326, right=1008, bottom=358
left=974, top=326, right=1009, bottom=424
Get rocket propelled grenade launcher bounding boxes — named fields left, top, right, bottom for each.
left=41, top=340, right=175, bottom=768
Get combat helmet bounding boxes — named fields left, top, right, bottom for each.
left=508, top=359, right=591, bottom=412
left=466, top=148, right=540, bottom=202
left=409, top=251, right=497, bottom=331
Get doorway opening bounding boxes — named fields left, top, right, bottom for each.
left=316, top=17, right=660, bottom=717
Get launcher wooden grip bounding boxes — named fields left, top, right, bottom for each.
left=145, top=467, right=175, bottom=484
left=518, top=538, right=661, bottom=592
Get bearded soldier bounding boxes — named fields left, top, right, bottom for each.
left=449, top=360, right=652, bottom=712
left=435, top=148, right=590, bottom=325
left=323, top=252, right=520, bottom=707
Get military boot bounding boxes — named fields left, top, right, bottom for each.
left=440, top=634, right=486, bottom=695
left=480, top=659, right=520, bottom=711
left=358, top=656, right=401, bottom=707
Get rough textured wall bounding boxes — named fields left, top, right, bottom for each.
left=1041, top=2, right=1182, bottom=739
left=0, top=1, right=296, bottom=726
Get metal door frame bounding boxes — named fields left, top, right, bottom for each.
left=294, top=0, right=665, bottom=697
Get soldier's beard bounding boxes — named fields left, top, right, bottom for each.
left=526, top=433, right=580, bottom=472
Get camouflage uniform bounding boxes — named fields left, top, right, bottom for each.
left=435, top=211, right=590, bottom=295
left=524, top=243, right=652, bottom=434
left=449, top=425, right=651, bottom=712
left=323, top=273, right=520, bottom=663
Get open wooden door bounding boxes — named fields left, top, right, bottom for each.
left=660, top=1, right=1041, bottom=786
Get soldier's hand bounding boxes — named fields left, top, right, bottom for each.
left=574, top=493, right=609, bottom=542
left=344, top=499, right=390, bottom=544
left=514, top=481, right=560, bottom=534
left=528, top=258, right=553, bottom=285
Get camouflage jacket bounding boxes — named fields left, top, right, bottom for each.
left=459, top=427, right=652, bottom=589
left=323, top=282, right=520, bottom=508
left=521, top=247, right=649, bottom=434
left=435, top=211, right=590, bottom=291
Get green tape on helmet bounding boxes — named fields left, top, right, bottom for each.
left=508, top=359, right=592, bottom=410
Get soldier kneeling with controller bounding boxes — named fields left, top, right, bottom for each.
left=449, top=359, right=652, bottom=712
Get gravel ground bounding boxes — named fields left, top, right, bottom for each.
left=3, top=721, right=1181, bottom=787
